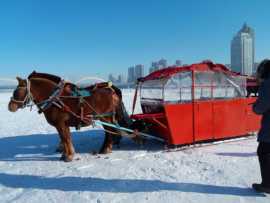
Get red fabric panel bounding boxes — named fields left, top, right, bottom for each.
left=141, top=61, right=239, bottom=82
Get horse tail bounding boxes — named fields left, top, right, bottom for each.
left=110, top=85, right=131, bottom=126
left=110, top=86, right=133, bottom=145
left=118, top=101, right=133, bottom=127
left=111, top=85, right=122, bottom=100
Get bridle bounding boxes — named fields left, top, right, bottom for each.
left=10, top=80, right=33, bottom=108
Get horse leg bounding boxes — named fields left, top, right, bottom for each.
left=99, top=125, right=114, bottom=154
left=112, top=135, right=121, bottom=148
left=56, top=140, right=64, bottom=153
left=56, top=124, right=75, bottom=162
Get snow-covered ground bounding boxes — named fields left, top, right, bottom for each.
left=0, top=89, right=269, bottom=203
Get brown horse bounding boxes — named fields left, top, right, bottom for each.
left=8, top=71, right=131, bottom=162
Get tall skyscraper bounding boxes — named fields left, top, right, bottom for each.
left=253, top=62, right=259, bottom=75
left=225, top=64, right=231, bottom=70
left=128, top=66, right=135, bottom=83
left=135, top=64, right=144, bottom=79
left=231, top=23, right=255, bottom=75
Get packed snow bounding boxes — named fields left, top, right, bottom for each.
left=0, top=89, right=269, bottom=203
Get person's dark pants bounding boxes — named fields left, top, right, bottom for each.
left=257, top=142, right=270, bottom=187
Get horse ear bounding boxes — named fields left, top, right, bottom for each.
left=16, top=77, right=27, bottom=86
left=16, top=76, right=23, bottom=83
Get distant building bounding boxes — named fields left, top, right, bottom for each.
left=231, top=23, right=255, bottom=75
left=152, top=61, right=159, bottom=68
left=148, top=58, right=167, bottom=72
left=135, top=64, right=144, bottom=80
left=253, top=62, right=260, bottom=75
left=175, top=60, right=182, bottom=66
left=149, top=67, right=154, bottom=74
left=108, top=73, right=116, bottom=82
left=149, top=61, right=159, bottom=73
left=128, top=66, right=135, bottom=83
left=158, top=58, right=167, bottom=69
left=117, top=74, right=125, bottom=84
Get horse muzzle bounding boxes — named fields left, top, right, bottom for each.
left=8, top=101, right=19, bottom=112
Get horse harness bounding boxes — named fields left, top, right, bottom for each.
left=15, top=79, right=117, bottom=130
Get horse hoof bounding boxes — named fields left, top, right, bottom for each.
left=62, top=155, right=74, bottom=162
left=64, top=157, right=73, bottom=162
left=60, top=154, right=66, bottom=161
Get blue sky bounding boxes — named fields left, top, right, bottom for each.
left=0, top=0, right=269, bottom=80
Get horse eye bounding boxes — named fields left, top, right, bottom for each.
left=13, top=89, right=21, bottom=98
left=13, top=90, right=18, bottom=98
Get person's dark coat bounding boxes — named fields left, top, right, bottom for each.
left=253, top=78, right=270, bottom=143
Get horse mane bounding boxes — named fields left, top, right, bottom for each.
left=29, top=77, right=59, bottom=87
left=28, top=71, right=62, bottom=84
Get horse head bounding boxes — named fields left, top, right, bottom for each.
left=8, top=77, right=32, bottom=112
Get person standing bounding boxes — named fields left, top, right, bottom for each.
left=252, top=59, right=270, bottom=193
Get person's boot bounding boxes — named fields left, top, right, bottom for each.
left=252, top=154, right=270, bottom=194
left=252, top=183, right=270, bottom=194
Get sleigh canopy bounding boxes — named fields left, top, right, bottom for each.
left=132, top=61, right=260, bottom=145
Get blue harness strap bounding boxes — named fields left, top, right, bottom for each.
left=71, top=89, right=91, bottom=97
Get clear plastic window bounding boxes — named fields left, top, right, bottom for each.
left=141, top=79, right=166, bottom=101
left=212, top=72, right=246, bottom=99
left=164, top=71, right=192, bottom=102
left=195, top=72, right=213, bottom=100
left=140, top=70, right=246, bottom=104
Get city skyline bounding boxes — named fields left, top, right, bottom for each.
left=0, top=0, right=269, bottom=82
left=111, top=23, right=259, bottom=83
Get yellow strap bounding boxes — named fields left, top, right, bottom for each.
left=108, top=81, right=113, bottom=87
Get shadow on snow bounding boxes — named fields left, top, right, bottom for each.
left=216, top=152, right=257, bottom=157
left=0, top=130, right=103, bottom=161
left=0, top=172, right=264, bottom=197
left=0, top=129, right=164, bottom=161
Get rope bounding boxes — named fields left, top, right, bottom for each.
left=94, top=120, right=165, bottom=142
left=93, top=121, right=144, bottom=139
